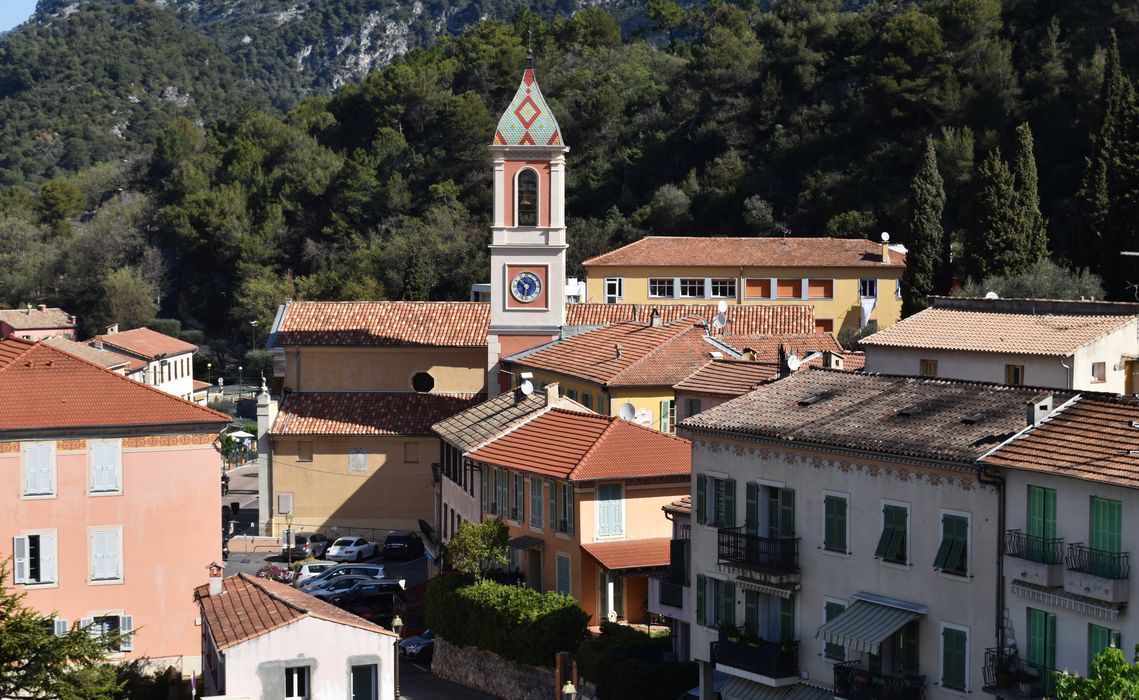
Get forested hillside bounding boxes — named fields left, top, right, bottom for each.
left=1, top=0, right=1138, bottom=371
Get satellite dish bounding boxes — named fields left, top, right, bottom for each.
left=880, top=231, right=890, bottom=242
left=712, top=313, right=728, bottom=331
left=717, top=300, right=728, bottom=314
left=786, top=354, right=802, bottom=371
left=619, top=402, right=637, bottom=420
left=984, top=291, right=999, bottom=300
left=608, top=610, right=618, bottom=623
left=520, top=380, right=534, bottom=396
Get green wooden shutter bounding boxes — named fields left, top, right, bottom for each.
left=779, top=488, right=795, bottom=538
left=696, top=475, right=707, bottom=525
left=1044, top=488, right=1057, bottom=540
left=779, top=597, right=795, bottom=642
left=1087, top=624, right=1118, bottom=672
left=696, top=574, right=706, bottom=626
left=942, top=627, right=967, bottom=690
left=721, top=580, right=736, bottom=627
left=1027, top=608, right=1044, bottom=666
left=660, top=400, right=671, bottom=433
left=566, top=483, right=575, bottom=535
left=669, top=539, right=686, bottom=584
left=1046, top=612, right=1057, bottom=669
left=875, top=506, right=892, bottom=558
left=1028, top=485, right=1043, bottom=538
left=824, top=602, right=845, bottom=659
left=745, top=482, right=759, bottom=536
left=724, top=479, right=736, bottom=528
left=744, top=590, right=759, bottom=636
left=824, top=496, right=847, bottom=552
left=935, top=515, right=968, bottom=574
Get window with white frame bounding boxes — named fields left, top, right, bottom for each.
left=285, top=666, right=310, bottom=699
left=695, top=574, right=735, bottom=628
left=875, top=501, right=909, bottom=565
left=696, top=474, right=734, bottom=528
left=648, top=278, right=674, bottom=298
left=22, top=441, right=56, bottom=497
left=530, top=477, right=543, bottom=529
left=89, top=527, right=123, bottom=582
left=596, top=483, right=624, bottom=538
left=934, top=511, right=970, bottom=577
left=679, top=279, right=705, bottom=298
left=823, top=493, right=849, bottom=554
left=88, top=439, right=122, bottom=494
left=710, top=279, right=736, bottom=298
left=940, top=623, right=969, bottom=691
left=80, top=614, right=133, bottom=652
left=823, top=600, right=847, bottom=659
left=604, top=278, right=623, bottom=304
left=859, top=278, right=878, bottom=298
left=13, top=532, right=56, bottom=584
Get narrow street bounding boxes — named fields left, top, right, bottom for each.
left=399, top=658, right=500, bottom=700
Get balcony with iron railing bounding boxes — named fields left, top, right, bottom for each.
left=1064, top=543, right=1130, bottom=602
left=660, top=580, right=685, bottom=608
left=712, top=631, right=798, bottom=684
left=833, top=660, right=925, bottom=700
left=1004, top=529, right=1065, bottom=587
left=717, top=527, right=799, bottom=581
left=981, top=648, right=1054, bottom=699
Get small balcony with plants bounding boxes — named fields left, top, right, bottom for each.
left=716, top=527, right=799, bottom=583
left=711, top=625, right=799, bottom=685
left=833, top=660, right=926, bottom=700
left=981, top=647, right=1054, bottom=699
left=1064, top=543, right=1129, bottom=603
left=1004, top=529, right=1064, bottom=587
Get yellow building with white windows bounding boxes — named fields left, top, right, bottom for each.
left=582, top=236, right=906, bottom=334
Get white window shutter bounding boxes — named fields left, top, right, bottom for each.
left=41, top=443, right=55, bottom=494
left=109, top=530, right=121, bottom=579
left=108, top=440, right=121, bottom=490
left=40, top=533, right=55, bottom=583
left=54, top=618, right=69, bottom=636
left=119, top=615, right=133, bottom=651
left=13, top=536, right=29, bottom=583
left=80, top=616, right=95, bottom=639
left=89, top=442, right=102, bottom=490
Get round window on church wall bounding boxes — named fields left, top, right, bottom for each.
left=412, top=372, right=435, bottom=393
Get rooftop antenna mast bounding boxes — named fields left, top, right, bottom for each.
left=526, top=24, right=534, bottom=67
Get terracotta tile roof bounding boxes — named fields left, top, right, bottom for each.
left=0, top=338, right=33, bottom=367
left=581, top=538, right=671, bottom=571
left=981, top=395, right=1139, bottom=489
left=674, top=359, right=780, bottom=397
left=582, top=237, right=905, bottom=268
left=91, top=327, right=197, bottom=360
left=681, top=369, right=1077, bottom=465
left=508, top=321, right=729, bottom=388
left=468, top=408, right=691, bottom=481
left=42, top=337, right=131, bottom=370
left=0, top=341, right=229, bottom=431
left=432, top=386, right=591, bottom=453
left=663, top=495, right=691, bottom=515
left=0, top=306, right=73, bottom=330
left=271, top=392, right=481, bottom=437
left=274, top=301, right=490, bottom=347
left=195, top=572, right=395, bottom=651
left=565, top=303, right=814, bottom=335
left=192, top=380, right=212, bottom=391
left=860, top=298, right=1138, bottom=355
left=724, top=333, right=842, bottom=362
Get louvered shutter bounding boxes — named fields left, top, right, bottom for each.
left=744, top=590, right=759, bottom=635
left=778, top=488, right=795, bottom=538
left=53, top=618, right=69, bottom=636
left=566, top=483, right=575, bottom=535
left=695, top=574, right=706, bottom=626
left=695, top=475, right=706, bottom=525
left=80, top=617, right=95, bottom=638
left=721, top=580, right=736, bottom=627
left=723, top=479, right=736, bottom=528
left=659, top=400, right=671, bottom=433
left=745, top=482, right=758, bottom=536
left=119, top=615, right=133, bottom=651
left=40, top=533, right=55, bottom=583
left=13, top=536, right=29, bottom=583
left=942, top=627, right=967, bottom=690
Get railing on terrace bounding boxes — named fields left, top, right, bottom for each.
left=833, top=660, right=925, bottom=700
left=717, top=527, right=799, bottom=573
left=982, top=648, right=1054, bottom=698
left=660, top=580, right=685, bottom=608
left=712, top=634, right=798, bottom=679
left=1066, top=543, right=1130, bottom=579
left=1004, top=529, right=1064, bottom=565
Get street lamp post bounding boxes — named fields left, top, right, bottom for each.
left=238, top=365, right=243, bottom=388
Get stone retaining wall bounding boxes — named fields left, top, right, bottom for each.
left=431, top=637, right=598, bottom=700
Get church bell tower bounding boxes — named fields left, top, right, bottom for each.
left=486, top=55, right=568, bottom=389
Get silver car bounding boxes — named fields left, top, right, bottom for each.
left=297, top=563, right=386, bottom=591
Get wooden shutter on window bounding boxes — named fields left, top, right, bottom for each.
left=942, top=627, right=967, bottom=690
left=696, top=475, right=706, bottom=525
left=696, top=574, right=706, bottom=626
left=745, top=482, right=758, bottom=536
left=119, top=615, right=133, bottom=651
left=778, top=488, right=795, bottom=538
left=13, top=536, right=29, bottom=583
left=723, top=479, right=736, bottom=528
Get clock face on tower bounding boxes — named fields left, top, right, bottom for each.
left=510, top=271, right=542, bottom=303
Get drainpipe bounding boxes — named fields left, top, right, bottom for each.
left=738, top=265, right=744, bottom=306
left=1058, top=356, right=1071, bottom=390
left=978, top=465, right=1005, bottom=652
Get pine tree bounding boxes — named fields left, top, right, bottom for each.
left=966, top=148, right=1027, bottom=282
left=1012, top=123, right=1048, bottom=262
left=901, top=137, right=946, bottom=316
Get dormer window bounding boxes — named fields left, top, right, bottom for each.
left=517, top=169, right=538, bottom=226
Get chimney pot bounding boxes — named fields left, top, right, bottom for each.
left=207, top=561, right=225, bottom=596
left=880, top=232, right=891, bottom=265
left=615, top=343, right=622, bottom=360
left=1027, top=394, right=1054, bottom=427
left=650, top=309, right=662, bottom=327
left=37, top=304, right=46, bottom=312
left=545, top=382, right=559, bottom=404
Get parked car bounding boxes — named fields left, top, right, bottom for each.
left=382, top=531, right=424, bottom=560
left=297, top=563, right=386, bottom=591
left=327, top=578, right=403, bottom=608
left=399, top=629, right=436, bottom=663
left=293, top=561, right=337, bottom=586
left=281, top=531, right=330, bottom=560
left=308, top=575, right=381, bottom=601
left=326, top=536, right=379, bottom=562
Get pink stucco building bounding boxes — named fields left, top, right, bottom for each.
left=0, top=305, right=76, bottom=341
left=0, top=338, right=229, bottom=672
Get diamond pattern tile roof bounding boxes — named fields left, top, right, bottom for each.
left=681, top=369, right=1077, bottom=464
left=582, top=237, right=905, bottom=268
left=0, top=340, right=229, bottom=431
left=270, top=392, right=481, bottom=437
left=468, top=408, right=691, bottom=482
left=195, top=572, right=395, bottom=651
left=581, top=538, right=671, bottom=570
left=432, top=387, right=591, bottom=453
left=981, top=395, right=1139, bottom=489
left=674, top=359, right=780, bottom=396
left=493, top=66, right=562, bottom=147
left=90, top=327, right=197, bottom=359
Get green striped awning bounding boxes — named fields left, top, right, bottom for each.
left=815, top=599, right=922, bottom=655
left=720, top=678, right=834, bottom=700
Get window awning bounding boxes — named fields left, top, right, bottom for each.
left=508, top=535, right=544, bottom=550
left=720, top=677, right=834, bottom=700
left=815, top=597, right=924, bottom=655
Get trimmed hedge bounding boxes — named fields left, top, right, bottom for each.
left=426, top=573, right=589, bottom=667
left=576, top=622, right=697, bottom=699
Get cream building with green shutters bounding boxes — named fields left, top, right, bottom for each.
left=981, top=393, right=1139, bottom=698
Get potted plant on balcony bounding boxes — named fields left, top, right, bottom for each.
left=743, top=631, right=763, bottom=648
left=719, top=623, right=742, bottom=643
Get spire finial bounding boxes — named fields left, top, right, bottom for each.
left=526, top=25, right=533, bottom=68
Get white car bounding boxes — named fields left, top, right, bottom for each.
left=293, top=561, right=337, bottom=587
left=326, top=536, right=379, bottom=562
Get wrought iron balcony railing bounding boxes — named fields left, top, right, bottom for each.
left=1004, top=529, right=1064, bottom=565
left=717, top=527, right=799, bottom=574
left=1066, top=543, right=1130, bottom=580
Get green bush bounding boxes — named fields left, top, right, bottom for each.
left=426, top=573, right=589, bottom=667
left=576, top=622, right=697, bottom=700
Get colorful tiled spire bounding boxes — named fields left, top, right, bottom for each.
left=492, top=57, right=562, bottom=147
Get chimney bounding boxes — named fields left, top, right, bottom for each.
left=823, top=350, right=845, bottom=370
left=207, top=561, right=225, bottom=596
left=106, top=324, right=119, bottom=335
left=94, top=339, right=103, bottom=350
left=1027, top=394, right=1053, bottom=427
left=880, top=232, right=891, bottom=265
left=650, top=308, right=662, bottom=327
left=778, top=343, right=790, bottom=378
left=67, top=315, right=76, bottom=326
left=545, top=382, right=560, bottom=405
left=615, top=344, right=622, bottom=360
left=37, top=304, right=46, bottom=312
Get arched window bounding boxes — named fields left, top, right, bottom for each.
left=516, top=169, right=538, bottom=226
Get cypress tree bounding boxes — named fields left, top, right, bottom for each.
left=1012, top=123, right=1048, bottom=262
left=966, top=148, right=1026, bottom=282
left=901, top=137, right=946, bottom=316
